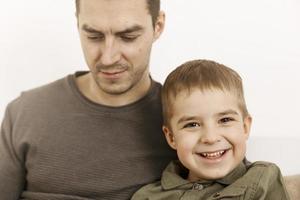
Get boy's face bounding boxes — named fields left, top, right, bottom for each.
left=163, top=89, right=252, bottom=181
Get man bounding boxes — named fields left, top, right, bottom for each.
left=0, top=0, right=298, bottom=200
left=0, top=0, right=176, bottom=199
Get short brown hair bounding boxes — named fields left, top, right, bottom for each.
left=75, top=0, right=160, bottom=27
left=162, top=59, right=249, bottom=126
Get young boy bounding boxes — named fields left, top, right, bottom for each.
left=132, top=59, right=290, bottom=199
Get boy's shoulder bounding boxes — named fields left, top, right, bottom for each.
left=248, top=160, right=279, bottom=168
left=131, top=160, right=189, bottom=200
left=200, top=161, right=289, bottom=199
left=233, top=160, right=281, bottom=183
left=227, top=161, right=289, bottom=199
left=131, top=181, right=163, bottom=200
left=131, top=160, right=289, bottom=200
left=243, top=160, right=282, bottom=182
left=245, top=160, right=281, bottom=175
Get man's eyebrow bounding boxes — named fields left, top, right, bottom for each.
left=82, top=24, right=102, bottom=33
left=81, top=24, right=144, bottom=34
left=116, top=25, right=144, bottom=35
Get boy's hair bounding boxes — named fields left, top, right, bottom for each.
left=75, top=0, right=160, bottom=28
left=162, top=59, right=249, bottom=126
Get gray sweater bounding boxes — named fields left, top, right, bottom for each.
left=0, top=72, right=176, bottom=200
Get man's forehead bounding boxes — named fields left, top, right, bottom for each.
left=77, top=0, right=152, bottom=32
left=79, top=0, right=149, bottom=16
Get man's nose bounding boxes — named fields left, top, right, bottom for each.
left=199, top=126, right=220, bottom=145
left=100, top=38, right=121, bottom=66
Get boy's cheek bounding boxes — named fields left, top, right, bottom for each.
left=176, top=140, right=195, bottom=154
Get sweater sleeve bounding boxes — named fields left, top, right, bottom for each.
left=254, top=163, right=290, bottom=200
left=0, top=102, right=25, bottom=199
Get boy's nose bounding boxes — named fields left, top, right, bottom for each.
left=199, top=127, right=221, bottom=145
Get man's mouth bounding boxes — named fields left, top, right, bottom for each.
left=99, top=68, right=127, bottom=78
left=101, top=69, right=127, bottom=75
left=102, top=71, right=123, bottom=76
left=197, top=149, right=229, bottom=159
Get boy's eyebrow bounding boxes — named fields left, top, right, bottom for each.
left=177, top=109, right=239, bottom=124
left=81, top=24, right=144, bottom=34
left=216, top=109, right=239, bottom=117
left=177, top=116, right=200, bottom=124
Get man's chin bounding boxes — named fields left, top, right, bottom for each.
left=97, top=82, right=133, bottom=96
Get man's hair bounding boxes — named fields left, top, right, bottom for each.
left=75, top=0, right=160, bottom=27
left=162, top=59, right=249, bottom=126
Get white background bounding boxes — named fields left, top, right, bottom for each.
left=0, top=0, right=299, bottom=175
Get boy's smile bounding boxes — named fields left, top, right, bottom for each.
left=197, top=149, right=228, bottom=159
left=163, top=89, right=252, bottom=182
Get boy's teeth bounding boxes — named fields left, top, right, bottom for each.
left=200, top=150, right=225, bottom=158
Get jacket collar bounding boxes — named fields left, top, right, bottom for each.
left=161, top=160, right=247, bottom=190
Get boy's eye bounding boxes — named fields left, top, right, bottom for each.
left=183, top=122, right=200, bottom=128
left=219, top=117, right=234, bottom=124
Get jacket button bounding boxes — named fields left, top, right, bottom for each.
left=213, top=192, right=221, bottom=198
left=192, top=183, right=204, bottom=190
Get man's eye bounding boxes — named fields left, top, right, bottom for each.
left=121, top=35, right=138, bottom=42
left=183, top=122, right=200, bottom=128
left=219, top=117, right=234, bottom=124
left=87, top=35, right=104, bottom=41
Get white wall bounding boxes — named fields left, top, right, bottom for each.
left=1, top=0, right=299, bottom=175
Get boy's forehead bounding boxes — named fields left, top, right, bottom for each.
left=174, top=86, right=239, bottom=97
left=170, top=88, right=242, bottom=114
left=171, top=87, right=230, bottom=99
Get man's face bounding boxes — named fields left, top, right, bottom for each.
left=77, top=0, right=163, bottom=95
left=163, top=89, right=252, bottom=181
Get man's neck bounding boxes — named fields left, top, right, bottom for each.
left=75, top=72, right=152, bottom=107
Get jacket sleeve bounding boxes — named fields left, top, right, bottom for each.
left=0, top=102, right=25, bottom=199
left=254, top=163, right=290, bottom=200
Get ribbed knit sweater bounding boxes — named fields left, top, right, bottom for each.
left=0, top=72, right=176, bottom=200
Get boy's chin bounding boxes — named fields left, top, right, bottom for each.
left=187, top=164, right=237, bottom=182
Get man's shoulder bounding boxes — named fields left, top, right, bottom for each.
left=21, top=75, right=71, bottom=100
left=6, top=74, right=73, bottom=116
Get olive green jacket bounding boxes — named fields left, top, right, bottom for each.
left=132, top=160, right=290, bottom=200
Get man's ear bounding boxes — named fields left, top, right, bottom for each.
left=153, top=11, right=165, bottom=41
left=243, top=115, right=252, bottom=139
left=162, top=125, right=177, bottom=150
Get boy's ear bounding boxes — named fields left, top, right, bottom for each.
left=243, top=115, right=252, bottom=139
left=162, top=125, right=177, bottom=150
left=153, top=11, right=165, bottom=41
